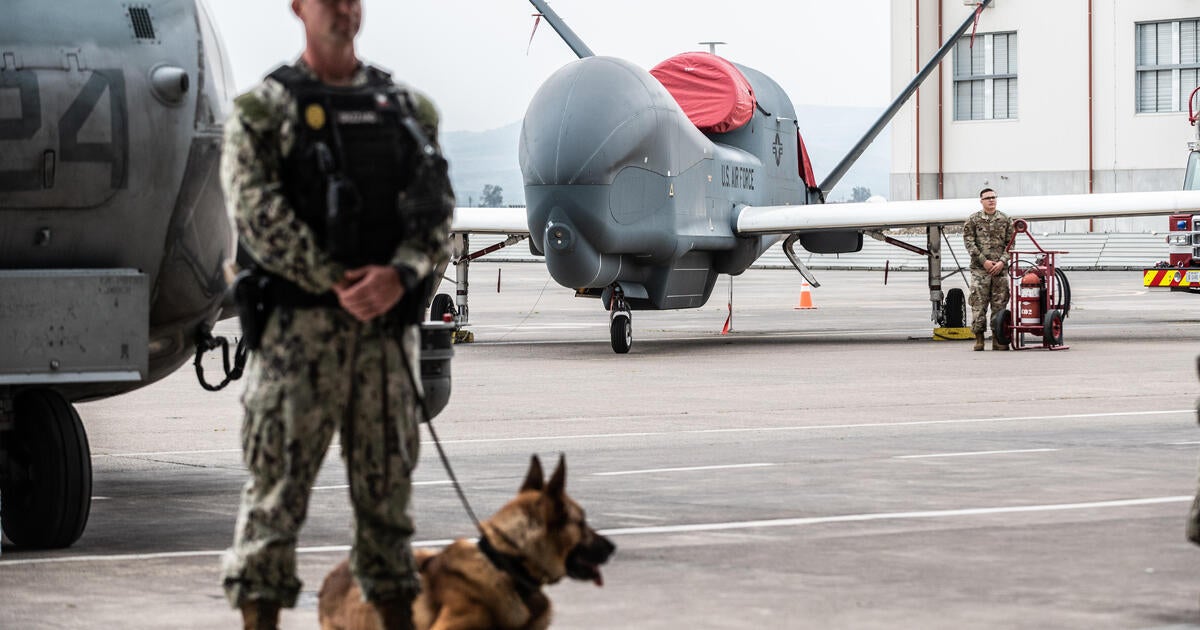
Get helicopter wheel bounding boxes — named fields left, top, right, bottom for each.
left=610, top=312, right=632, bottom=354
left=1, top=388, right=92, bottom=549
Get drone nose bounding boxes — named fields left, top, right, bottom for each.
left=521, top=56, right=672, bottom=186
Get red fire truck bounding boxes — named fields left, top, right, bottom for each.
left=1142, top=86, right=1200, bottom=294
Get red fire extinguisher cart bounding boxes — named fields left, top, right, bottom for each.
left=991, top=219, right=1071, bottom=350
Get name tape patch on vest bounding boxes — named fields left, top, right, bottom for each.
left=336, top=110, right=381, bottom=125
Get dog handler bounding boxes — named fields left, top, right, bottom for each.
left=218, top=0, right=453, bottom=628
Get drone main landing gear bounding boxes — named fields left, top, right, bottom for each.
left=433, top=232, right=528, bottom=344
left=0, top=387, right=92, bottom=549
left=608, top=288, right=632, bottom=354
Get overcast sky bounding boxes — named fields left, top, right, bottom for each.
left=203, top=0, right=892, bottom=133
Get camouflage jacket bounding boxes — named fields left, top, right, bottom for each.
left=220, top=58, right=451, bottom=295
left=963, top=210, right=1014, bottom=272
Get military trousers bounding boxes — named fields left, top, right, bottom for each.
left=222, top=307, right=423, bottom=607
left=969, top=270, right=1010, bottom=334
left=1188, top=470, right=1200, bottom=544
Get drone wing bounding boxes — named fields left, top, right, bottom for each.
left=451, top=206, right=530, bottom=234
left=735, top=190, right=1200, bottom=234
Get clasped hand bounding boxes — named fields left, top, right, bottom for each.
left=333, top=265, right=405, bottom=322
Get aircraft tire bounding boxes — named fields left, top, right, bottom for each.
left=429, top=293, right=455, bottom=322
left=610, top=313, right=632, bottom=354
left=1, top=388, right=92, bottom=549
left=943, top=288, right=966, bottom=328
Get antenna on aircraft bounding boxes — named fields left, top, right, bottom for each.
left=527, top=0, right=594, bottom=58
left=698, top=41, right=726, bottom=55
left=820, top=0, right=993, bottom=194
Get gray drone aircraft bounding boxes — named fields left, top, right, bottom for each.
left=447, top=0, right=1200, bottom=354
left=0, top=0, right=234, bottom=548
left=2, top=0, right=1199, bottom=553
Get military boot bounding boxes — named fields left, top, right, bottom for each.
left=372, top=598, right=416, bottom=630
left=992, top=336, right=1008, bottom=351
left=240, top=600, right=279, bottom=630
left=973, top=332, right=985, bottom=351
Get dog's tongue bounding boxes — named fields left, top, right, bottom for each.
left=593, top=569, right=604, bottom=587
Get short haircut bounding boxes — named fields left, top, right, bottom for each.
left=979, top=188, right=995, bottom=197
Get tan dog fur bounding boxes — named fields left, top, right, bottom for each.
left=318, top=455, right=614, bottom=630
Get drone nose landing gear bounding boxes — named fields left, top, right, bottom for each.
left=607, top=287, right=632, bottom=354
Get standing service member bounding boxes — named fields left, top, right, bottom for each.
left=218, top=0, right=454, bottom=628
left=963, top=188, right=1015, bottom=351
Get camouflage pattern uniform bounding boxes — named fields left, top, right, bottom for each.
left=1187, top=357, right=1200, bottom=545
left=963, top=209, right=1015, bottom=334
left=219, top=60, right=451, bottom=608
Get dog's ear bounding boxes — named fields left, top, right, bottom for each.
left=546, top=454, right=567, bottom=501
left=520, top=454, right=545, bottom=492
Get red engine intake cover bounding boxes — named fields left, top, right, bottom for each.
left=650, top=52, right=756, bottom=134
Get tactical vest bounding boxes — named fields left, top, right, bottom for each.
left=270, top=64, right=417, bottom=268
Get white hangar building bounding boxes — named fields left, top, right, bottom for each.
left=889, top=0, right=1199, bottom=231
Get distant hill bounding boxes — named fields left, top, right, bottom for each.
left=440, top=104, right=889, bottom=207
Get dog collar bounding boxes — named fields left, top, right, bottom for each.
left=478, top=534, right=543, bottom=600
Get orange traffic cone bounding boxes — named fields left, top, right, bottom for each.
left=794, top=282, right=816, bottom=310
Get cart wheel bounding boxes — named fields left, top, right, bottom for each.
left=1042, top=309, right=1064, bottom=347
left=942, top=288, right=966, bottom=328
left=990, top=309, right=1012, bottom=345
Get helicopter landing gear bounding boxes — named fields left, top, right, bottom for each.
left=608, top=288, right=632, bottom=354
left=0, top=388, right=92, bottom=549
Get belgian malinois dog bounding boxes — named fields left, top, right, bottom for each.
left=318, top=454, right=615, bottom=629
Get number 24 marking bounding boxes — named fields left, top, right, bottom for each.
left=0, top=68, right=129, bottom=192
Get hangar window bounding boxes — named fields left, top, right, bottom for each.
left=953, top=32, right=1017, bottom=121
left=1136, top=19, right=1200, bottom=114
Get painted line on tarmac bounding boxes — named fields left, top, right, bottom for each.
left=312, top=480, right=451, bottom=491
left=2, top=496, right=1186, bottom=567
left=0, top=541, right=455, bottom=567
left=597, top=496, right=1191, bottom=537
left=473, top=327, right=932, bottom=345
left=97, top=410, right=1190, bottom=457
left=428, top=409, right=1191, bottom=445
left=895, top=448, right=1059, bottom=459
left=593, top=463, right=775, bottom=476
left=104, top=448, right=244, bottom=457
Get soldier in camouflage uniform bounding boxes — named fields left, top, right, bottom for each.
left=963, top=188, right=1015, bottom=351
left=1187, top=358, right=1200, bottom=548
left=219, top=1, right=452, bottom=629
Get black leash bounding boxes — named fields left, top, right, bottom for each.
left=399, top=324, right=540, bottom=584
left=397, top=328, right=486, bottom=535
left=423, top=418, right=485, bottom=535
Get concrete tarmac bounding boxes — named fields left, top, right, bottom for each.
left=3, top=266, right=1200, bottom=629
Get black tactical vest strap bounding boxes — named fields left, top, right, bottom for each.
left=269, top=63, right=417, bottom=269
